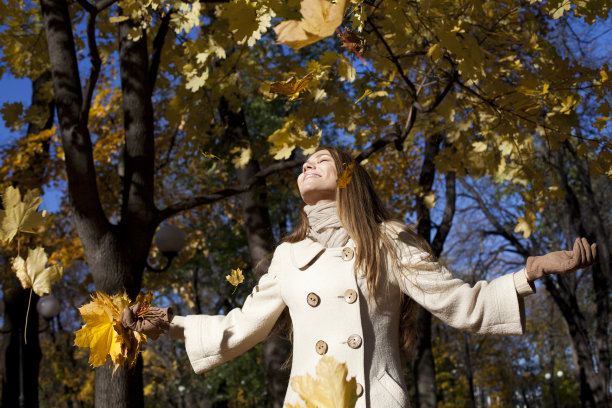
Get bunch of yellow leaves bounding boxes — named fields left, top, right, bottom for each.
left=75, top=291, right=152, bottom=373
left=285, top=356, right=358, bottom=408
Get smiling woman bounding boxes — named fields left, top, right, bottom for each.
left=297, top=149, right=338, bottom=205
left=120, top=146, right=597, bottom=408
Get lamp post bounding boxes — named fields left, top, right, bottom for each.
left=1, top=294, right=60, bottom=408
left=145, top=224, right=186, bottom=273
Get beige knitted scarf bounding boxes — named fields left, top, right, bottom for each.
left=304, top=201, right=350, bottom=248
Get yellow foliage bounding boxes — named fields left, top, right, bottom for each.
left=74, top=291, right=150, bottom=372
left=287, top=355, right=358, bottom=408
left=12, top=246, right=63, bottom=296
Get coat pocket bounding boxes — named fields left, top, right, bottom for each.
left=376, top=371, right=411, bottom=407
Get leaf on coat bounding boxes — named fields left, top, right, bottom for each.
left=0, top=186, right=47, bottom=244
left=337, top=161, right=355, bottom=189
left=273, top=0, right=348, bottom=50
left=74, top=291, right=149, bottom=372
left=288, top=355, right=358, bottom=408
left=12, top=246, right=63, bottom=296
left=269, top=73, right=314, bottom=100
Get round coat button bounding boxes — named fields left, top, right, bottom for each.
left=315, top=340, right=328, bottom=355
left=307, top=292, right=320, bottom=307
left=355, top=383, right=363, bottom=397
left=342, top=247, right=354, bottom=261
left=347, top=334, right=362, bottom=349
left=343, top=289, right=357, bottom=304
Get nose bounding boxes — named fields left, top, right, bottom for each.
left=303, top=162, right=315, bottom=172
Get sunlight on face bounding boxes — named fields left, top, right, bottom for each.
left=297, top=150, right=338, bottom=205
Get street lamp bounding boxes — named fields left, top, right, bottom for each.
left=145, top=224, right=186, bottom=273
left=1, top=295, right=60, bottom=408
left=37, top=295, right=61, bottom=321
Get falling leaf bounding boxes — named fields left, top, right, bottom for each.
left=109, top=16, right=130, bottom=23
left=514, top=216, right=533, bottom=239
left=0, top=186, right=47, bottom=244
left=200, top=150, right=221, bottom=160
left=75, top=291, right=149, bottom=372
left=288, top=355, right=358, bottom=408
left=273, top=0, right=348, bottom=50
left=226, top=268, right=245, bottom=293
left=230, top=146, right=252, bottom=168
left=337, top=28, right=367, bottom=65
left=269, top=73, right=314, bottom=100
left=560, top=95, right=577, bottom=114
left=423, top=192, right=436, bottom=209
left=337, top=162, right=355, bottom=188
left=355, top=89, right=372, bottom=103
left=12, top=246, right=63, bottom=296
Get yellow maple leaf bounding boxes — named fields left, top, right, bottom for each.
left=337, top=162, right=355, bottom=189
left=74, top=291, right=148, bottom=372
left=12, top=246, right=63, bottom=296
left=0, top=186, right=47, bottom=244
left=269, top=73, right=314, bottom=100
left=226, top=268, right=245, bottom=293
left=289, top=355, right=358, bottom=408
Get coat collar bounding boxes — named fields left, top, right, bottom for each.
left=290, top=238, right=326, bottom=270
left=289, top=237, right=356, bottom=270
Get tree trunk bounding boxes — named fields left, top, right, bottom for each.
left=219, top=99, right=291, bottom=407
left=412, top=133, right=456, bottom=408
left=40, top=1, right=157, bottom=407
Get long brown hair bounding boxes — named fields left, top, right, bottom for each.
left=283, top=146, right=435, bottom=356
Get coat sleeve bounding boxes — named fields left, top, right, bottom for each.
left=393, top=235, right=535, bottom=335
left=170, top=245, right=287, bottom=374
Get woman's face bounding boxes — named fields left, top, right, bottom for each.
left=297, top=149, right=338, bottom=205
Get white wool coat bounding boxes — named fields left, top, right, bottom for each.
left=171, top=228, right=535, bottom=407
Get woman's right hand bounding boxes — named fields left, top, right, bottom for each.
left=120, top=303, right=173, bottom=340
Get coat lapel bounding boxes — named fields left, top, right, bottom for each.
left=290, top=238, right=326, bottom=270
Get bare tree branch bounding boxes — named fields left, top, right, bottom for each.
left=157, top=159, right=303, bottom=222
left=458, top=178, right=529, bottom=257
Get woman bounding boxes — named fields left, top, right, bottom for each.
left=122, top=147, right=596, bottom=407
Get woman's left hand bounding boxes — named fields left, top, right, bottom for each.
left=526, top=237, right=597, bottom=282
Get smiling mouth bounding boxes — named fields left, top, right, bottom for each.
left=303, top=173, right=321, bottom=180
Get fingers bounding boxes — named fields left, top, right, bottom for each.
left=578, top=237, right=587, bottom=265
left=571, top=237, right=597, bottom=269
left=581, top=237, right=592, bottom=265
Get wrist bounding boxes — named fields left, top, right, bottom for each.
left=526, top=256, right=542, bottom=282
